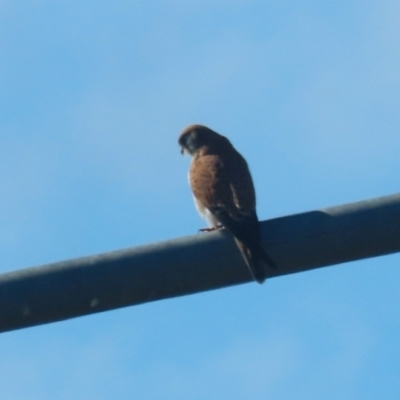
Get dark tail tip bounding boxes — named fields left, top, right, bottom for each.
left=259, top=246, right=277, bottom=270
left=252, top=246, right=276, bottom=284
left=252, top=269, right=267, bottom=284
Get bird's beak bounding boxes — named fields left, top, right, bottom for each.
left=180, top=147, right=184, bottom=155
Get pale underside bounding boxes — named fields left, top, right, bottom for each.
left=193, top=196, right=220, bottom=227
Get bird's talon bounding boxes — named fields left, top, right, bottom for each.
left=198, top=227, right=217, bottom=232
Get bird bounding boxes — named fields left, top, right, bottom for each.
left=178, top=124, right=276, bottom=284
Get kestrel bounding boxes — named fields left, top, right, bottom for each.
left=179, top=124, right=276, bottom=284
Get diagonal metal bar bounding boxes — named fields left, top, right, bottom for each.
left=1, top=193, right=400, bottom=333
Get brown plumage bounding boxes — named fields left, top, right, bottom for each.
left=179, top=124, right=276, bottom=283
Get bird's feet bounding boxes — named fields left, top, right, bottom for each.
left=199, top=227, right=217, bottom=232
left=198, top=224, right=224, bottom=233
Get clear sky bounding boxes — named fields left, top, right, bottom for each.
left=1, top=1, right=400, bottom=399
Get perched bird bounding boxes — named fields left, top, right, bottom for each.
left=178, top=124, right=276, bottom=284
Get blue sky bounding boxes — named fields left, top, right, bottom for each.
left=1, top=1, right=400, bottom=399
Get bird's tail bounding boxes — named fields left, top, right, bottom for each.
left=259, top=245, right=277, bottom=270
left=235, top=240, right=277, bottom=284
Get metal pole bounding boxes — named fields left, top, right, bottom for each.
left=1, top=193, right=400, bottom=333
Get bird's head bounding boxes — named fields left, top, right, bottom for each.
left=178, top=124, right=228, bottom=156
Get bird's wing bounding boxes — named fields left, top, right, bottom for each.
left=227, top=150, right=256, bottom=216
